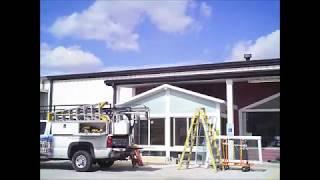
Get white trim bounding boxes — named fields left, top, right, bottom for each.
left=226, top=79, right=234, bottom=134
left=40, top=89, right=48, bottom=93
left=105, top=65, right=280, bottom=81
left=120, top=76, right=280, bottom=88
left=243, top=109, right=280, bottom=112
left=47, top=81, right=52, bottom=109
left=116, top=84, right=225, bottom=106
left=169, top=112, right=217, bottom=117
left=116, top=86, right=121, bottom=104
left=173, top=118, right=175, bottom=146
left=148, top=117, right=151, bottom=145
left=248, top=79, right=280, bottom=83
left=217, top=135, right=261, bottom=140
left=165, top=89, right=171, bottom=158
left=240, top=93, right=280, bottom=111
left=258, top=138, right=263, bottom=163
left=149, top=114, right=165, bottom=118
left=132, top=87, right=136, bottom=97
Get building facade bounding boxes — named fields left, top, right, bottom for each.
left=40, top=58, right=280, bottom=161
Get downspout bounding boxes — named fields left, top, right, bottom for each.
left=49, top=79, right=53, bottom=112
left=112, top=83, right=117, bottom=107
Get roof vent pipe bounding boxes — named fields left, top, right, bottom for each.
left=244, top=54, right=252, bottom=61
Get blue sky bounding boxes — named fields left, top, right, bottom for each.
left=40, top=0, right=280, bottom=76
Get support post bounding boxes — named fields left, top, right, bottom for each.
left=112, top=84, right=117, bottom=107
left=226, top=79, right=234, bottom=135
left=165, top=88, right=171, bottom=160
left=226, top=79, right=234, bottom=160
left=258, top=137, right=263, bottom=163
left=48, top=80, right=53, bottom=112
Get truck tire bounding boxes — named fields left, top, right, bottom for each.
left=71, top=150, right=93, bottom=172
left=98, top=160, right=114, bottom=168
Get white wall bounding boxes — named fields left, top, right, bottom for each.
left=49, top=78, right=133, bottom=106
left=169, top=90, right=219, bottom=115
left=40, top=80, right=50, bottom=91
left=118, top=87, right=135, bottom=104
left=40, top=92, right=48, bottom=107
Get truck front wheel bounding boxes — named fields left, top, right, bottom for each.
left=71, top=150, right=93, bottom=172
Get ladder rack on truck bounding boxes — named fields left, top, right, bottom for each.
left=44, top=102, right=150, bottom=135
left=47, top=102, right=150, bottom=123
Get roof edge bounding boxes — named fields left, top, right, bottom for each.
left=41, top=58, right=280, bottom=81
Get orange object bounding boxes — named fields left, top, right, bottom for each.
left=221, top=139, right=251, bottom=172
left=131, top=149, right=143, bottom=167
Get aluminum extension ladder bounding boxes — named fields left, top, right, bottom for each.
left=48, top=102, right=111, bottom=122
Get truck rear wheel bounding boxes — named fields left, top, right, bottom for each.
left=71, top=150, right=93, bottom=172
left=97, top=160, right=114, bottom=168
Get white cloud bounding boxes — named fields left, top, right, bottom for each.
left=40, top=43, right=213, bottom=75
left=200, top=2, right=212, bottom=17
left=49, top=0, right=196, bottom=51
left=41, top=43, right=103, bottom=74
left=227, top=29, right=280, bottom=61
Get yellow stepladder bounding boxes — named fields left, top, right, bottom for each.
left=177, top=108, right=222, bottom=172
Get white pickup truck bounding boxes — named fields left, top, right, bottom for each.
left=40, top=105, right=149, bottom=172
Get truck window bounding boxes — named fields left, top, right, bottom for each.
left=40, top=122, right=46, bottom=135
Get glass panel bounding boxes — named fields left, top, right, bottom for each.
left=247, top=112, right=280, bottom=147
left=197, top=125, right=205, bottom=146
left=170, top=151, right=196, bottom=160
left=40, top=122, right=46, bottom=135
left=175, top=118, right=187, bottom=146
left=150, top=118, right=165, bottom=145
left=221, top=117, right=227, bottom=135
left=142, top=151, right=166, bottom=156
left=134, top=120, right=148, bottom=145
left=251, top=96, right=280, bottom=109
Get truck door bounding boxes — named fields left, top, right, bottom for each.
left=40, top=121, right=53, bottom=158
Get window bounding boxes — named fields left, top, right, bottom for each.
left=134, top=117, right=165, bottom=146
left=142, top=151, right=166, bottom=156
left=170, top=151, right=196, bottom=160
left=175, top=118, right=187, bottom=146
left=134, top=120, right=148, bottom=145
left=170, top=117, right=192, bottom=146
left=40, top=122, right=46, bottom=135
left=221, top=117, right=227, bottom=135
left=150, top=118, right=165, bottom=145
left=247, top=112, right=280, bottom=147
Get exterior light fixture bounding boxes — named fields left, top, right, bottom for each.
left=244, top=54, right=252, bottom=61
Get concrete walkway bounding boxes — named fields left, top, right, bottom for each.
left=41, top=160, right=280, bottom=180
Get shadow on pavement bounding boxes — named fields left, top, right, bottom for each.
left=98, top=166, right=161, bottom=172
left=40, top=161, right=74, bottom=170
left=40, top=161, right=161, bottom=172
